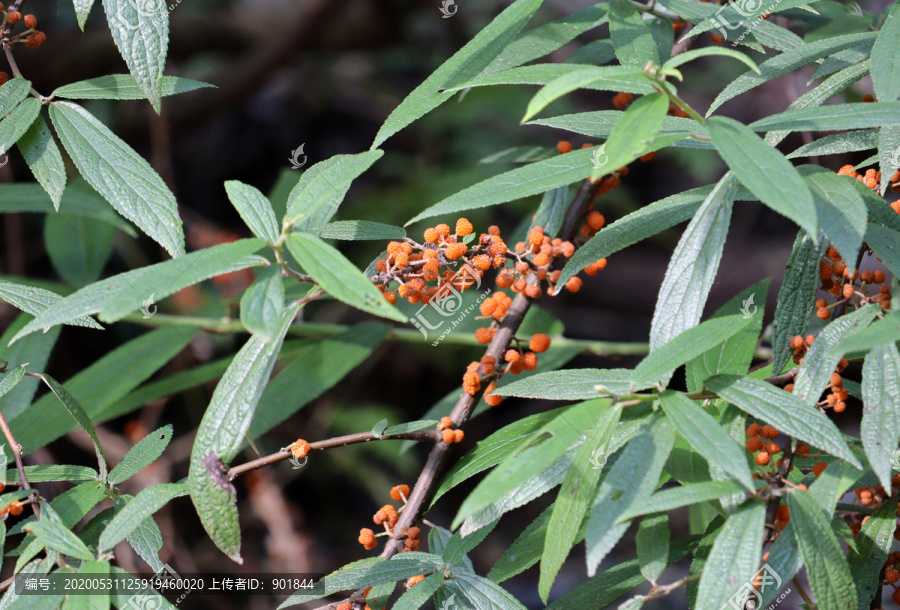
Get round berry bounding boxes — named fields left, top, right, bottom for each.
left=6, top=11, right=21, bottom=23
left=472, top=254, right=491, bottom=271
left=522, top=351, right=538, bottom=370
left=586, top=211, right=605, bottom=230
left=23, top=14, right=36, bottom=28
left=528, top=227, right=544, bottom=247
left=529, top=333, right=551, bottom=353
left=813, top=462, right=827, bottom=477
left=612, top=92, right=632, bottom=108
left=423, top=227, right=439, bottom=243
left=453, top=429, right=464, bottom=443
left=566, top=277, right=582, bottom=293
left=817, top=307, right=831, bottom=320
left=556, top=141, right=572, bottom=154
left=456, top=218, right=473, bottom=237
left=755, top=451, right=770, bottom=466
left=504, top=349, right=520, bottom=363
left=475, top=327, right=494, bottom=344
left=442, top=429, right=455, bottom=444
left=438, top=417, right=453, bottom=431
left=290, top=439, right=310, bottom=459
left=746, top=436, right=763, bottom=452
left=390, top=485, right=410, bottom=502
left=359, top=528, right=377, bottom=550
left=405, top=575, right=425, bottom=589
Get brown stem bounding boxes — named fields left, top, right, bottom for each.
left=227, top=429, right=441, bottom=479
left=0, top=407, right=39, bottom=519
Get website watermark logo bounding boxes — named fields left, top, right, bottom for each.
left=140, top=294, right=157, bottom=319
left=708, top=0, right=776, bottom=47
left=590, top=144, right=608, bottom=171
left=722, top=563, right=786, bottom=610
left=288, top=455, right=308, bottom=470
left=122, top=563, right=189, bottom=608
left=891, top=448, right=900, bottom=472
left=288, top=143, right=308, bottom=170
left=439, top=0, right=458, bottom=18
left=740, top=293, right=758, bottom=319
left=0, top=155, right=8, bottom=168
left=588, top=442, right=609, bottom=470
left=409, top=263, right=490, bottom=346
left=438, top=593, right=457, bottom=609
left=109, top=0, right=169, bottom=32
left=889, top=144, right=900, bottom=168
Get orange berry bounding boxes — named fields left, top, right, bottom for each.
left=566, top=277, right=582, bottom=293
left=0, top=72, right=7, bottom=86
left=746, top=423, right=761, bottom=437
left=423, top=227, right=439, bottom=243
left=533, top=253, right=550, bottom=267
left=817, top=307, right=831, bottom=320
left=484, top=392, right=502, bottom=407
left=767, top=442, right=782, bottom=455
left=755, top=451, right=770, bottom=466
left=886, top=567, right=900, bottom=584
left=556, top=141, right=572, bottom=154
left=26, top=31, right=45, bottom=48
left=289, top=439, right=310, bottom=459
left=746, top=437, right=764, bottom=452
left=475, top=327, right=494, bottom=344
left=445, top=243, right=468, bottom=260
left=453, top=429, right=464, bottom=443
left=525, top=284, right=542, bottom=299
left=640, top=151, right=657, bottom=162
left=6, top=11, right=20, bottom=23
left=390, top=485, right=410, bottom=502
left=438, top=417, right=453, bottom=431
left=338, top=604, right=352, bottom=610
left=612, top=92, right=633, bottom=108
left=504, top=349, right=520, bottom=363
left=529, top=333, right=551, bottom=353
left=358, top=528, right=377, bottom=550
left=471, top=254, right=491, bottom=271
left=710, top=33, right=724, bottom=44
left=405, top=575, right=425, bottom=589
left=761, top=425, right=779, bottom=439
left=873, top=270, right=886, bottom=283
left=442, top=429, right=455, bottom=444
left=522, top=351, right=538, bottom=370
left=813, top=462, right=827, bottom=477
left=455, top=218, right=473, bottom=237
left=586, top=211, right=605, bottom=230
left=834, top=400, right=846, bottom=413
left=528, top=227, right=544, bottom=247
left=435, top=223, right=451, bottom=239
left=23, top=14, right=36, bottom=28
left=838, top=164, right=857, bottom=177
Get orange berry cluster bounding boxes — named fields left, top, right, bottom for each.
left=816, top=244, right=892, bottom=316
left=745, top=423, right=782, bottom=468
left=460, top=333, right=551, bottom=400
left=358, top=484, right=422, bottom=553
left=405, top=574, right=425, bottom=589
left=438, top=416, right=465, bottom=443
left=1, top=7, right=45, bottom=49
left=0, top=500, right=24, bottom=517
left=837, top=164, right=886, bottom=192
left=787, top=334, right=851, bottom=412
left=287, top=439, right=310, bottom=460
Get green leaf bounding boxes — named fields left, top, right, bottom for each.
left=487, top=3, right=608, bottom=73
left=706, top=116, right=815, bottom=236
left=539, top=403, right=623, bottom=601
left=11, top=239, right=265, bottom=342
left=240, top=266, right=285, bottom=342
left=479, top=145, right=556, bottom=164
left=67, top=561, right=110, bottom=610
left=17, top=116, right=66, bottom=209
left=320, top=220, right=406, bottom=241
left=530, top=110, right=710, bottom=148
left=694, top=500, right=766, bottom=610
left=704, top=374, right=860, bottom=466
left=0, top=280, right=102, bottom=331
left=708, top=33, right=877, bottom=115
left=0, top=98, right=40, bottom=156
left=443, top=521, right=498, bottom=566
left=749, top=102, right=900, bottom=132
left=0, top=79, right=31, bottom=118
left=585, top=416, right=675, bottom=575
left=52, top=75, right=213, bottom=100
left=27, top=521, right=93, bottom=561
left=802, top=169, right=867, bottom=266
left=609, top=0, right=658, bottom=68
left=565, top=39, right=617, bottom=66
left=454, top=400, right=610, bottom=528
left=73, top=0, right=95, bottom=30
left=871, top=2, right=900, bottom=102
left=107, top=425, right=173, bottom=485
left=685, top=278, right=770, bottom=392
left=877, top=125, right=900, bottom=193
left=618, top=480, right=749, bottom=522
left=849, top=498, right=898, bottom=609
left=793, top=305, right=880, bottom=404
left=392, top=572, right=443, bottom=610
left=455, top=573, right=527, bottom=610
left=49, top=101, right=184, bottom=257
left=866, top=222, right=900, bottom=278
left=634, top=314, right=753, bottom=390
left=0, top=367, right=25, bottom=401
left=589, top=92, right=670, bottom=181
left=224, top=181, right=279, bottom=243
left=33, top=374, right=108, bottom=481
left=839, top=310, right=900, bottom=353
left=787, top=489, right=858, bottom=609
left=451, top=63, right=656, bottom=94
left=124, top=512, right=164, bottom=572
left=557, top=183, right=712, bottom=287
left=5, top=465, right=98, bottom=483
left=648, top=174, right=735, bottom=366
left=249, top=322, right=389, bottom=439
left=188, top=304, right=300, bottom=562
left=101, top=0, right=168, bottom=110
left=659, top=391, right=754, bottom=491
left=497, top=368, right=633, bottom=400
left=663, top=47, right=760, bottom=73
left=285, top=233, right=405, bottom=322
left=0, top=316, right=57, bottom=420
left=861, top=344, right=900, bottom=491
left=284, top=150, right=384, bottom=229
left=787, top=129, right=877, bottom=160
left=44, top=214, right=115, bottom=287
left=371, top=0, right=541, bottom=148
left=771, top=230, right=827, bottom=374
left=10, top=327, right=193, bottom=452
left=382, top=420, right=439, bottom=436
left=99, top=483, right=187, bottom=551
left=522, top=66, right=644, bottom=122
left=636, top=513, right=669, bottom=584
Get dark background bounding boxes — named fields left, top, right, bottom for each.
left=0, top=0, right=896, bottom=608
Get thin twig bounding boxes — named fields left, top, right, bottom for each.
left=0, top=409, right=39, bottom=519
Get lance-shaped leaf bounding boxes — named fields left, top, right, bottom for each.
left=17, top=115, right=66, bottom=209
left=877, top=125, right=900, bottom=193
left=609, top=0, right=658, bottom=68
left=849, top=499, right=898, bottom=608
left=787, top=490, right=858, bottom=609
left=285, top=233, right=405, bottom=322
left=240, top=266, right=285, bottom=342
left=0, top=367, right=26, bottom=402
left=100, top=483, right=187, bottom=551
left=0, top=280, right=105, bottom=331
left=0, top=78, right=31, bottom=116
left=521, top=66, right=644, bottom=122
left=0, top=98, right=40, bottom=156
left=788, top=129, right=877, bottom=160
left=648, top=174, right=735, bottom=366
left=705, top=374, right=859, bottom=466
left=529, top=111, right=710, bottom=147
left=371, top=0, right=541, bottom=148
left=659, top=391, right=754, bottom=491
left=52, top=75, right=213, bottom=100
left=107, top=425, right=173, bottom=485
left=617, top=480, right=749, bottom=522
left=861, top=344, right=900, bottom=491
left=707, top=116, right=815, bottom=237
left=455, top=573, right=527, bottom=610
left=793, top=305, right=879, bottom=404
left=497, top=368, right=633, bottom=400
left=188, top=304, right=300, bottom=563
left=224, top=181, right=279, bottom=243
left=10, top=239, right=266, bottom=343
left=871, top=2, right=900, bottom=102
left=27, top=521, right=94, bottom=561
left=589, top=91, right=669, bottom=181
left=49, top=102, right=184, bottom=257
left=694, top=500, right=766, bottom=610
left=749, top=102, right=900, bottom=132
left=451, top=63, right=655, bottom=94
left=636, top=513, right=669, bottom=585
left=839, top=311, right=900, bottom=353
left=320, top=221, right=405, bottom=241
left=585, top=416, right=675, bottom=575
left=101, top=0, right=168, bottom=110
left=771, top=230, right=827, bottom=374
left=662, top=47, right=760, bottom=73
left=33, top=375, right=108, bottom=481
